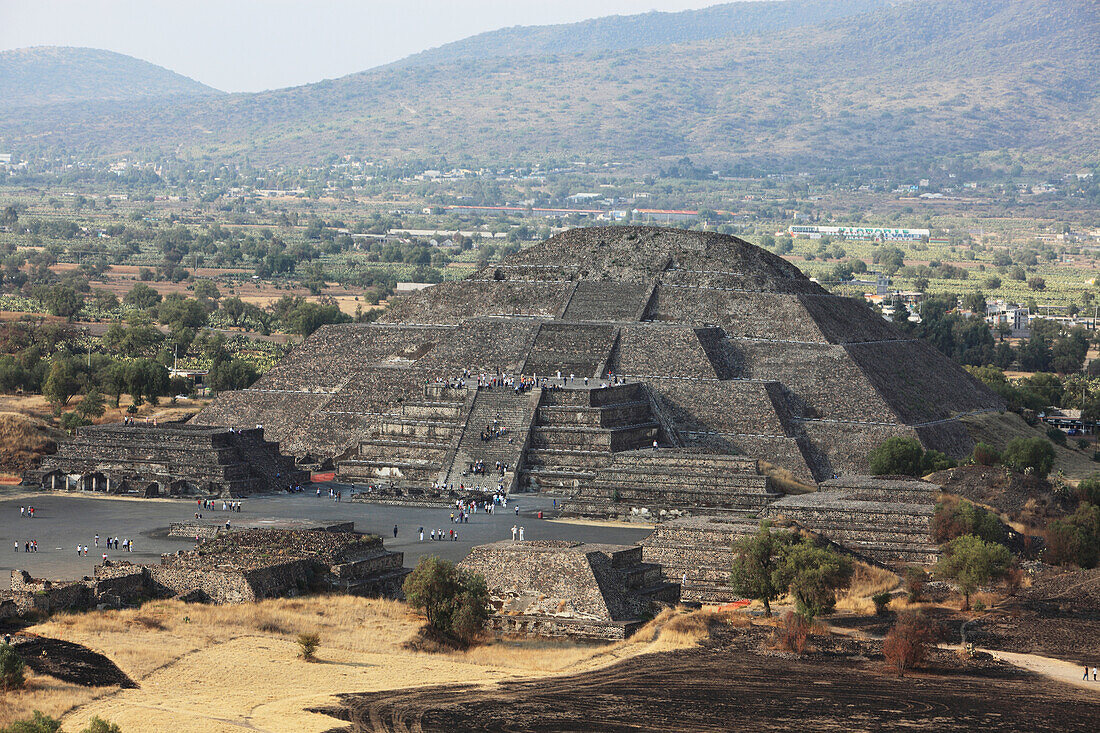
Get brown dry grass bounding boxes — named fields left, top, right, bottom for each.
left=758, top=461, right=816, bottom=494
left=0, top=410, right=61, bottom=473
left=16, top=597, right=727, bottom=733
left=834, top=562, right=901, bottom=615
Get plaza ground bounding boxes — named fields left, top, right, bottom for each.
left=0, top=486, right=651, bottom=581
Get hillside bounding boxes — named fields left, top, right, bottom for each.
left=0, top=0, right=1096, bottom=172
left=0, top=46, right=221, bottom=108
left=396, top=0, right=891, bottom=67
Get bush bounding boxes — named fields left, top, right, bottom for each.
left=1046, top=427, right=1068, bottom=446
left=777, top=610, right=811, bottom=656
left=920, top=450, right=957, bottom=473
left=296, top=632, right=320, bottom=661
left=403, top=555, right=489, bottom=643
left=81, top=718, right=121, bottom=733
left=0, top=711, right=60, bottom=733
left=883, top=611, right=939, bottom=677
left=931, top=498, right=1005, bottom=544
left=1076, top=474, right=1100, bottom=505
left=1078, top=438, right=1091, bottom=451
left=868, top=437, right=924, bottom=476
left=0, top=643, right=25, bottom=690
left=904, top=566, right=927, bottom=602
left=971, top=442, right=1000, bottom=466
left=1001, top=437, right=1056, bottom=478
left=868, top=437, right=955, bottom=477
left=1044, top=503, right=1100, bottom=568
left=872, top=591, right=892, bottom=616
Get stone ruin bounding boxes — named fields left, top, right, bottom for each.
left=0, top=527, right=407, bottom=619
left=192, top=226, right=1000, bottom=512
left=29, top=423, right=309, bottom=497
left=152, top=527, right=409, bottom=603
left=459, top=540, right=679, bottom=639
left=639, top=475, right=943, bottom=603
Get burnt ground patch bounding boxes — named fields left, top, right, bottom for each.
left=10, top=635, right=136, bottom=688
left=318, top=628, right=1099, bottom=732
left=973, top=567, right=1100, bottom=666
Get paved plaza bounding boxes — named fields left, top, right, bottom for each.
left=0, top=486, right=651, bottom=581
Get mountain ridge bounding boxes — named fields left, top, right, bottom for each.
left=0, top=46, right=222, bottom=108
left=0, top=0, right=1096, bottom=173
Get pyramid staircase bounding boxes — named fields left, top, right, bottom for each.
left=336, top=384, right=471, bottom=488
left=442, top=386, right=542, bottom=493
left=519, top=383, right=661, bottom=493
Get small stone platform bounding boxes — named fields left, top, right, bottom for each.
left=459, top=539, right=679, bottom=640
left=154, top=527, right=409, bottom=602
left=30, top=423, right=309, bottom=498
left=763, top=476, right=941, bottom=565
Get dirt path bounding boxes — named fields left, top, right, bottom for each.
left=983, top=649, right=1100, bottom=693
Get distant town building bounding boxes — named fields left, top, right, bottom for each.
left=787, top=225, right=930, bottom=241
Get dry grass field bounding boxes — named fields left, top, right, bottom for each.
left=4, top=596, right=728, bottom=732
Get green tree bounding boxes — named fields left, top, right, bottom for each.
left=76, top=388, right=106, bottom=420
left=773, top=541, right=853, bottom=619
left=868, top=437, right=924, bottom=476
left=0, top=642, right=25, bottom=690
left=971, top=442, right=1000, bottom=466
left=1001, top=436, right=1056, bottom=477
left=729, top=523, right=794, bottom=617
left=124, top=282, right=162, bottom=309
left=43, top=359, right=81, bottom=408
left=210, top=359, right=258, bottom=393
left=936, top=534, right=1011, bottom=609
left=42, top=286, right=84, bottom=320
left=0, top=205, right=18, bottom=228
left=402, top=555, right=489, bottom=642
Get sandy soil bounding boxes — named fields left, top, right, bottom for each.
left=17, top=598, right=711, bottom=733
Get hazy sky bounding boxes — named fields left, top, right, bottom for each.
left=0, top=0, right=729, bottom=93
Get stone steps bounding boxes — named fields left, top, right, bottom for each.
left=561, top=281, right=650, bottom=322
left=444, top=387, right=540, bottom=489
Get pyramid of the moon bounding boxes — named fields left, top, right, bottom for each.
left=195, top=226, right=1003, bottom=488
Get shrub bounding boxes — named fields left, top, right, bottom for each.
left=868, top=437, right=924, bottom=476
left=81, top=718, right=122, bottom=733
left=296, top=632, right=320, bottom=661
left=931, top=498, right=1005, bottom=544
left=403, top=555, right=490, bottom=643
left=1076, top=474, right=1100, bottom=505
left=0, top=643, right=25, bottom=691
left=1045, top=503, right=1100, bottom=568
left=971, top=442, right=1000, bottom=466
left=920, top=450, right=957, bottom=473
left=1077, top=439, right=1090, bottom=451
left=777, top=611, right=811, bottom=656
left=904, top=566, right=927, bottom=602
left=883, top=611, right=939, bottom=676
left=1046, top=427, right=1068, bottom=446
left=936, top=534, right=1012, bottom=609
left=1002, top=437, right=1056, bottom=478
left=0, top=711, right=61, bottom=733
left=872, top=591, right=892, bottom=616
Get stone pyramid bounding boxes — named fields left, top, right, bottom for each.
left=196, top=226, right=1002, bottom=483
